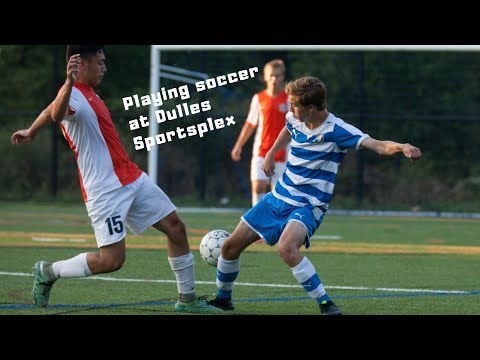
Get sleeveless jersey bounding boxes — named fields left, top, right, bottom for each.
left=246, top=89, right=289, bottom=162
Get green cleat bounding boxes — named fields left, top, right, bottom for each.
left=175, top=296, right=224, bottom=314
left=32, top=261, right=57, bottom=308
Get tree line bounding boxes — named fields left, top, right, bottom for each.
left=1, top=45, right=479, bottom=212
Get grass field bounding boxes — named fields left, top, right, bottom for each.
left=1, top=200, right=480, bottom=316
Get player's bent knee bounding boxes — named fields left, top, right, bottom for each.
left=107, top=255, right=125, bottom=272
left=164, top=212, right=187, bottom=233
left=166, top=222, right=187, bottom=241
left=153, top=213, right=187, bottom=239
left=220, top=240, right=241, bottom=260
left=99, top=252, right=126, bottom=273
left=277, top=245, right=297, bottom=265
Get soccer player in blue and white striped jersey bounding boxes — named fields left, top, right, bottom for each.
left=208, top=76, right=422, bottom=315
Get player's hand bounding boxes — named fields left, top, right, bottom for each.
left=262, top=157, right=275, bottom=177
left=67, top=54, right=81, bottom=83
left=403, top=143, right=422, bottom=162
left=231, top=147, right=242, bottom=161
left=11, top=129, right=34, bottom=145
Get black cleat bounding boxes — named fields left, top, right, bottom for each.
left=208, top=297, right=235, bottom=311
left=320, top=300, right=342, bottom=315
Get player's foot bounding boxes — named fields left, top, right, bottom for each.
left=32, top=261, right=57, bottom=308
left=175, top=296, right=224, bottom=314
left=320, top=300, right=342, bottom=315
left=208, top=296, right=235, bottom=310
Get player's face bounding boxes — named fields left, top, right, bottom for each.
left=83, top=50, right=107, bottom=87
left=264, top=66, right=285, bottom=91
left=288, top=95, right=311, bottom=122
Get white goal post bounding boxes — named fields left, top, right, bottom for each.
left=148, top=45, right=480, bottom=184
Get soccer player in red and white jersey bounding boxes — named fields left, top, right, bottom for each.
left=231, top=59, right=290, bottom=206
left=10, top=45, right=222, bottom=313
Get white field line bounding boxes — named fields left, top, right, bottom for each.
left=32, top=237, right=87, bottom=243
left=1, top=271, right=468, bottom=294
left=311, top=235, right=342, bottom=240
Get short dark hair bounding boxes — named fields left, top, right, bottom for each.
left=65, top=45, right=105, bottom=62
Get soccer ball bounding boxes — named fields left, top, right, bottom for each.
left=199, top=229, right=230, bottom=267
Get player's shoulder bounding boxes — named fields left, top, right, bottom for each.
left=329, top=113, right=366, bottom=135
left=327, top=112, right=346, bottom=126
left=70, top=86, right=84, bottom=100
left=255, top=90, right=267, bottom=99
left=68, top=87, right=86, bottom=110
left=250, top=92, right=261, bottom=102
left=286, top=111, right=296, bottom=123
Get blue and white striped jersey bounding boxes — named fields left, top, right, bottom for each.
left=272, top=111, right=370, bottom=210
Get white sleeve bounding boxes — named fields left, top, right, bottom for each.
left=245, top=94, right=260, bottom=127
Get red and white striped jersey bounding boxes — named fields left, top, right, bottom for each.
left=245, top=89, right=289, bottom=162
left=55, top=82, right=142, bottom=202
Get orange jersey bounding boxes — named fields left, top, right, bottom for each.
left=246, top=89, right=289, bottom=162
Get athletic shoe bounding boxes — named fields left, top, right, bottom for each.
left=32, top=261, right=57, bottom=308
left=320, top=300, right=342, bottom=315
left=175, top=296, right=224, bottom=314
left=207, top=296, right=235, bottom=310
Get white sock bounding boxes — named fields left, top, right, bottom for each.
left=291, top=257, right=327, bottom=300
left=168, top=252, right=196, bottom=296
left=252, top=193, right=265, bottom=206
left=52, top=253, right=92, bottom=278
left=216, top=255, right=240, bottom=292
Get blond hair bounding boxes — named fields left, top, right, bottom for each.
left=264, top=59, right=286, bottom=74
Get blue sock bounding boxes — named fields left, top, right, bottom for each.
left=217, top=289, right=232, bottom=299
left=317, top=294, right=331, bottom=304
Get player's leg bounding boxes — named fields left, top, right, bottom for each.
left=127, top=172, right=222, bottom=313
left=279, top=208, right=341, bottom=315
left=208, top=220, right=259, bottom=310
left=32, top=187, right=130, bottom=308
left=33, top=238, right=127, bottom=308
left=209, top=194, right=282, bottom=310
left=251, top=155, right=270, bottom=244
left=250, top=155, right=269, bottom=206
left=251, top=179, right=268, bottom=206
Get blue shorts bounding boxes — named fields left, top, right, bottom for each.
left=241, top=192, right=325, bottom=249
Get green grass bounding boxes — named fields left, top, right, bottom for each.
left=1, top=201, right=480, bottom=315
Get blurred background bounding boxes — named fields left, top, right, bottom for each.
left=1, top=45, right=479, bottom=212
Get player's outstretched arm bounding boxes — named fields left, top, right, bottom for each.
left=11, top=106, right=53, bottom=145
left=361, top=137, right=422, bottom=162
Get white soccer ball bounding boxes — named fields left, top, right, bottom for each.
left=199, top=229, right=230, bottom=267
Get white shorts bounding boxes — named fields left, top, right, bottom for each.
left=250, top=155, right=286, bottom=187
left=85, top=172, right=176, bottom=248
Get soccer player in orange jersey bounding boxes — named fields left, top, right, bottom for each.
left=231, top=59, right=290, bottom=206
